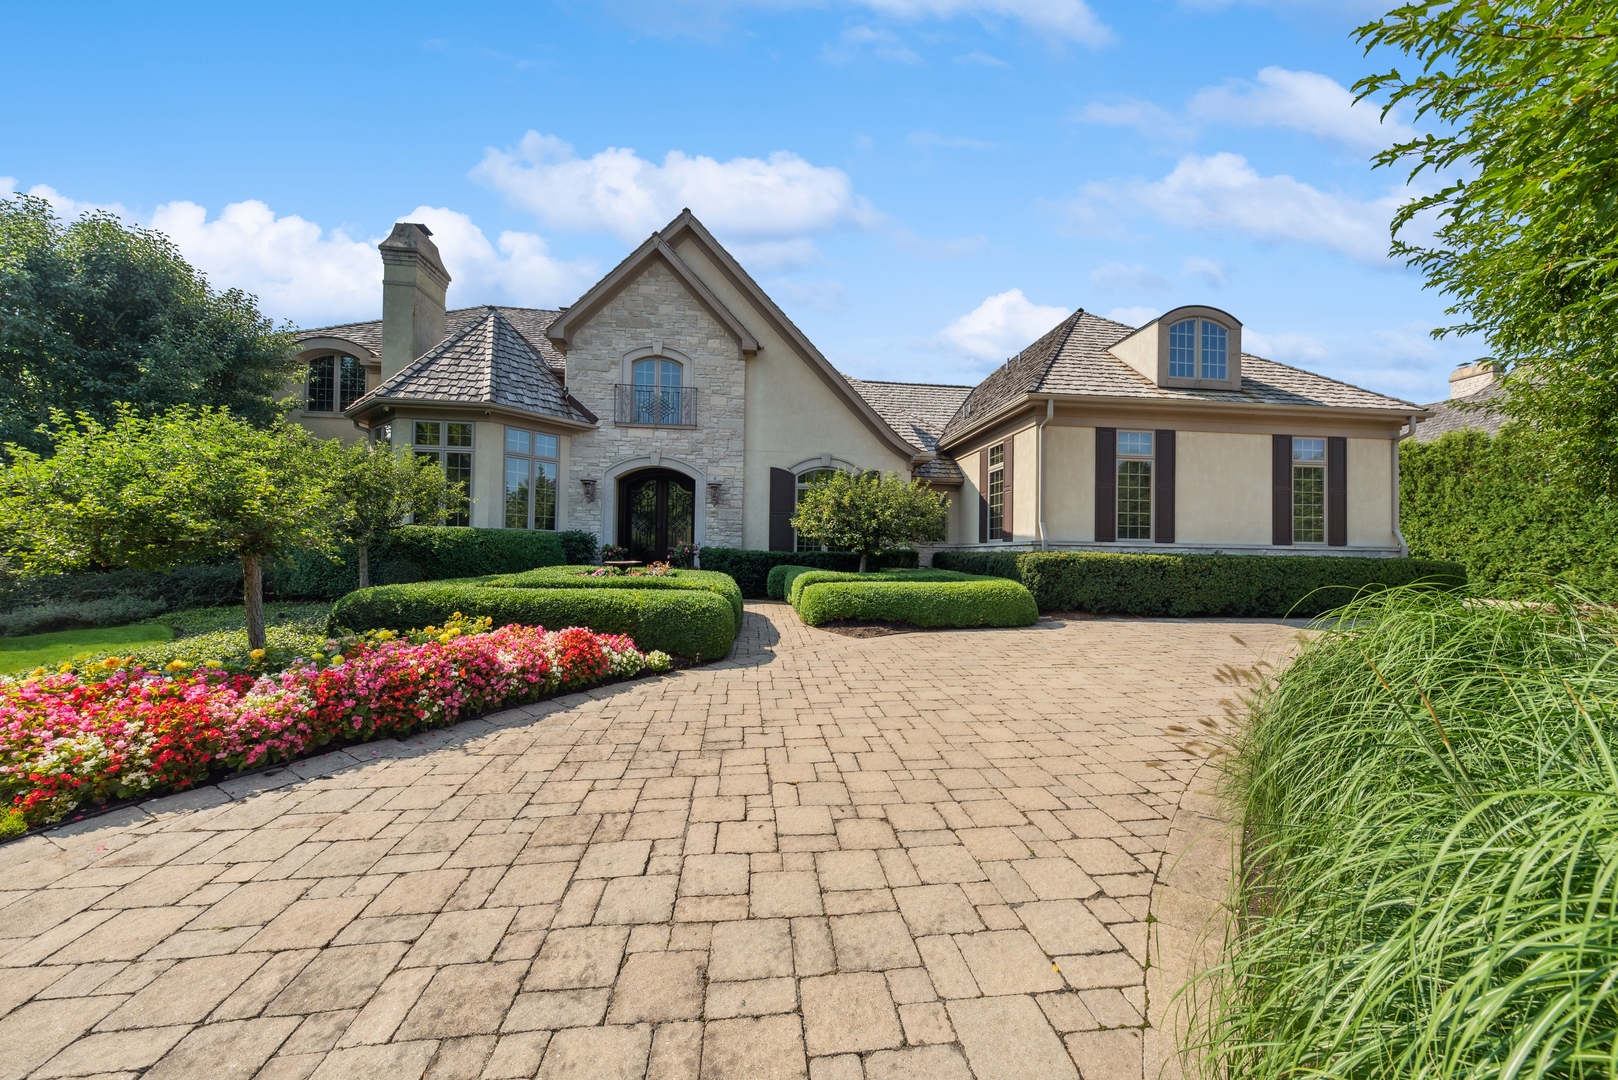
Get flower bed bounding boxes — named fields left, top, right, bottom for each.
left=0, top=617, right=670, bottom=832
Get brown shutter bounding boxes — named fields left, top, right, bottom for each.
left=1327, top=436, right=1348, bottom=547
left=1001, top=437, right=1014, bottom=542
left=1095, top=427, right=1116, bottom=543
left=1154, top=429, right=1175, bottom=544
left=1272, top=435, right=1293, bottom=546
left=978, top=451, right=989, bottom=543
left=769, top=467, right=795, bottom=551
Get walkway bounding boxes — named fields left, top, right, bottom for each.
left=0, top=604, right=1300, bottom=1080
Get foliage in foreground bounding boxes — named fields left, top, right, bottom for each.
left=1199, top=587, right=1618, bottom=1077
left=791, top=470, right=946, bottom=572
left=697, top=547, right=919, bottom=599
left=793, top=577, right=1038, bottom=629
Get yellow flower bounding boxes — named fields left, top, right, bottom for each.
left=58, top=662, right=74, bottom=673
left=249, top=649, right=267, bottom=662
left=30, top=666, right=47, bottom=677
left=101, top=656, right=123, bottom=670
left=204, top=660, right=223, bottom=670
left=165, top=660, right=187, bottom=672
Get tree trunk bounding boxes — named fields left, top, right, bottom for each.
left=243, top=553, right=266, bottom=651
left=357, top=542, right=370, bottom=590
left=858, top=552, right=868, bottom=573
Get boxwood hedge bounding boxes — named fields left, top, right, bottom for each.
left=274, top=527, right=566, bottom=600
left=488, top=567, right=744, bottom=634
left=769, top=566, right=978, bottom=604
left=931, top=550, right=1466, bottom=617
left=328, top=580, right=735, bottom=660
left=794, top=578, right=1038, bottom=628
left=699, top=547, right=919, bottom=599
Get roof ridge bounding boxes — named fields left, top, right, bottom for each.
left=1030, top=309, right=1086, bottom=394
left=367, top=308, right=490, bottom=397
left=844, top=375, right=976, bottom=390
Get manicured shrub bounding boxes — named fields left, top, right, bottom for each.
left=329, top=581, right=736, bottom=660
left=794, top=578, right=1038, bottom=628
left=932, top=550, right=1465, bottom=617
left=0, top=596, right=168, bottom=638
left=0, top=563, right=244, bottom=631
left=492, top=567, right=744, bottom=634
left=780, top=568, right=978, bottom=606
left=272, top=526, right=567, bottom=600
left=557, top=530, right=599, bottom=566
left=699, top=547, right=919, bottom=598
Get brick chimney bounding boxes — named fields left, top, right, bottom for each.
left=379, top=223, right=451, bottom=381
left=1448, top=359, right=1499, bottom=399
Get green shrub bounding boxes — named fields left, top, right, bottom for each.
left=794, top=578, right=1038, bottom=628
left=782, top=568, right=979, bottom=606
left=0, top=808, right=25, bottom=841
left=1401, top=425, right=1618, bottom=599
left=328, top=581, right=735, bottom=659
left=932, top=550, right=1465, bottom=617
left=699, top=547, right=919, bottom=598
left=0, top=563, right=243, bottom=624
left=557, top=530, right=599, bottom=566
left=272, top=526, right=567, bottom=600
left=489, top=567, right=744, bottom=634
left=0, top=595, right=169, bottom=638
left=1204, top=585, right=1618, bottom=1076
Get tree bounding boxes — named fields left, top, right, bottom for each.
left=328, top=440, right=458, bottom=589
left=0, top=406, right=336, bottom=649
left=0, top=194, right=299, bottom=459
left=1356, top=2, right=1618, bottom=496
left=791, top=470, right=947, bottom=572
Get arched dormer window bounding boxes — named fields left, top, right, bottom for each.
left=307, top=354, right=366, bottom=412
left=1167, top=319, right=1227, bottom=381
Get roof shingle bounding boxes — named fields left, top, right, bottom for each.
left=1413, top=382, right=1509, bottom=442
left=301, top=306, right=568, bottom=377
left=843, top=375, right=973, bottom=482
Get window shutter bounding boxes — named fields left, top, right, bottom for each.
left=1327, top=436, right=1348, bottom=547
left=978, top=450, right=988, bottom=543
left=1095, top=427, right=1116, bottom=543
left=769, top=467, right=795, bottom=551
left=1272, top=435, right=1293, bottom=546
left=1154, top=429, right=1175, bottom=544
left=1001, top=437, right=1014, bottom=541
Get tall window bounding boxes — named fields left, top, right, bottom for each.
left=504, top=429, right=559, bottom=531
left=1166, top=320, right=1230, bottom=381
left=795, top=467, right=839, bottom=551
left=987, top=444, right=1005, bottom=540
left=1200, top=321, right=1228, bottom=380
left=306, top=354, right=366, bottom=412
left=631, top=357, right=684, bottom=424
left=1117, top=431, right=1153, bottom=540
left=1169, top=320, right=1196, bottom=379
left=1292, top=437, right=1326, bottom=543
left=413, top=420, right=473, bottom=527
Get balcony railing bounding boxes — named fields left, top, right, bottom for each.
left=615, top=383, right=697, bottom=427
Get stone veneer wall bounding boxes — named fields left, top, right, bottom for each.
left=562, top=260, right=747, bottom=547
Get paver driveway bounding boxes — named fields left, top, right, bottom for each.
left=0, top=604, right=1299, bottom=1080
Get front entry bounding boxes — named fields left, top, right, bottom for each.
left=617, top=469, right=695, bottom=562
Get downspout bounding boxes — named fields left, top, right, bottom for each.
left=1393, top=414, right=1414, bottom=557
left=1037, top=397, right=1054, bottom=550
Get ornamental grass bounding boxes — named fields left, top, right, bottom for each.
left=0, top=615, right=670, bottom=828
left=1196, top=586, right=1618, bottom=1078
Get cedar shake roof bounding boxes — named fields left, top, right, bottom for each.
left=301, top=306, right=568, bottom=377
left=843, top=376, right=972, bottom=483
left=938, top=310, right=1421, bottom=444
left=345, top=307, right=593, bottom=425
left=1413, top=382, right=1509, bottom=442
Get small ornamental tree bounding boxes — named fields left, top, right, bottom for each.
left=791, top=470, right=947, bottom=573
left=0, top=406, right=335, bottom=649
left=328, top=440, right=459, bottom=589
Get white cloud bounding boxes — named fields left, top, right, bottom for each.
left=823, top=25, right=922, bottom=64
left=398, top=205, right=596, bottom=309
left=1073, top=152, right=1400, bottom=263
left=853, top=0, right=1111, bottom=44
left=473, top=132, right=878, bottom=261
left=1105, top=305, right=1160, bottom=326
left=954, top=50, right=1009, bottom=66
left=941, top=289, right=1070, bottom=360
left=907, top=130, right=999, bottom=150
left=1078, top=99, right=1196, bottom=143
left=1089, top=262, right=1169, bottom=291
left=1189, top=67, right=1415, bottom=151
left=1182, top=256, right=1227, bottom=287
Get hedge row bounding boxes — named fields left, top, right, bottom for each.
left=274, top=527, right=567, bottom=600
left=0, top=562, right=245, bottom=637
left=932, top=550, right=1467, bottom=617
left=698, top=547, right=919, bottom=599
left=328, top=580, right=735, bottom=660
left=489, top=567, right=744, bottom=634
left=767, top=565, right=976, bottom=603
left=795, top=579, right=1039, bottom=628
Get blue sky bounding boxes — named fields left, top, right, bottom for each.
left=3, top=0, right=1474, bottom=403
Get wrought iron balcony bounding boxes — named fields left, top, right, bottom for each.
left=614, top=383, right=697, bottom=427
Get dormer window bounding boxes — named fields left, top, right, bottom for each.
left=1109, top=305, right=1242, bottom=390
left=1168, top=319, right=1227, bottom=381
left=306, top=354, right=366, bottom=412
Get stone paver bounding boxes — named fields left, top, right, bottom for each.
left=0, top=603, right=1297, bottom=1078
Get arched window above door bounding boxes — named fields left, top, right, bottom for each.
left=618, top=354, right=695, bottom=426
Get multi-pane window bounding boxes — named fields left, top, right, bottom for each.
left=413, top=420, right=473, bottom=527
left=504, top=429, right=559, bottom=531
left=631, top=357, right=684, bottom=424
left=1168, top=320, right=1196, bottom=378
left=1292, top=437, right=1326, bottom=543
left=795, top=467, right=839, bottom=552
left=1117, top=431, right=1153, bottom=540
left=1165, top=319, right=1230, bottom=381
left=305, top=354, right=366, bottom=412
left=987, top=444, right=1005, bottom=540
left=1200, top=321, right=1228, bottom=380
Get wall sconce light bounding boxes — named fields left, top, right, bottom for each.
left=581, top=477, right=598, bottom=503
left=707, top=479, right=724, bottom=506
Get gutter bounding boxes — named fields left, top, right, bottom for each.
left=1037, top=397, right=1054, bottom=550
left=1393, top=412, right=1415, bottom=557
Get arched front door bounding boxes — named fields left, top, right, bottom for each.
left=617, top=469, right=695, bottom=562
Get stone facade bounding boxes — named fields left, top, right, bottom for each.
left=562, top=260, right=748, bottom=548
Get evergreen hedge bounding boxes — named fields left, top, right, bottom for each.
left=932, top=550, right=1465, bottom=617
left=794, top=578, right=1038, bottom=628
left=1400, top=425, right=1618, bottom=598
left=698, top=547, right=919, bottom=599
left=488, top=567, right=744, bottom=634
left=556, top=531, right=599, bottom=566
left=767, top=565, right=977, bottom=603
left=273, top=527, right=566, bottom=600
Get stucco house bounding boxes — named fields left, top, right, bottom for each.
left=290, top=211, right=1429, bottom=562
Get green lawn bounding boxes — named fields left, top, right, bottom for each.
left=0, top=623, right=176, bottom=673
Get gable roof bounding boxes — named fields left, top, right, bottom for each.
left=1414, top=381, right=1508, bottom=442
left=344, top=307, right=594, bottom=427
left=939, top=310, right=1423, bottom=446
left=843, top=376, right=972, bottom=482
left=299, top=307, right=568, bottom=377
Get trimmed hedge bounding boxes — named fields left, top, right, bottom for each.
left=795, top=579, right=1039, bottom=628
left=770, top=566, right=978, bottom=605
left=489, top=567, right=744, bottom=634
left=931, top=550, right=1466, bottom=617
left=273, top=527, right=567, bottom=600
left=557, top=531, right=599, bottom=566
left=699, top=547, right=920, bottom=599
left=328, top=580, right=736, bottom=660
